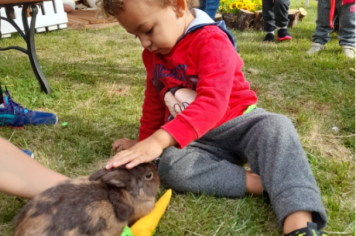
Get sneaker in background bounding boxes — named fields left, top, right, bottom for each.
left=307, top=42, right=326, bottom=55
left=263, top=33, right=275, bottom=43
left=22, top=149, right=34, bottom=158
left=342, top=46, right=355, bottom=59
left=0, top=86, right=58, bottom=127
left=277, top=29, right=292, bottom=41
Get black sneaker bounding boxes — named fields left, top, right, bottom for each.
left=285, top=222, right=328, bottom=236
left=277, top=29, right=292, bottom=41
left=263, top=33, right=275, bottom=42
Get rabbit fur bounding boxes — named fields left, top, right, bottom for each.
left=15, top=163, right=159, bottom=236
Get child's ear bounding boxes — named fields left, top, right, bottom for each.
left=175, top=0, right=187, bottom=17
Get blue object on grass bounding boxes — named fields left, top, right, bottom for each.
left=22, top=150, right=34, bottom=158
left=0, top=86, right=57, bottom=127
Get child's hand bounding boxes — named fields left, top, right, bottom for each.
left=112, top=138, right=138, bottom=152
left=106, top=137, right=164, bottom=169
left=106, top=129, right=176, bottom=169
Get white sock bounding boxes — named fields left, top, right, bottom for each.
left=278, top=27, right=287, bottom=29
left=266, top=31, right=274, bottom=35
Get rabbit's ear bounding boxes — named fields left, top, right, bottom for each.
left=100, top=171, right=130, bottom=187
left=90, top=169, right=131, bottom=188
left=89, top=169, right=107, bottom=181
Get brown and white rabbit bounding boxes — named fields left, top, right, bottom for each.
left=15, top=163, right=159, bottom=236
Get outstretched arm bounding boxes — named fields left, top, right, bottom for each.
left=0, top=138, right=69, bottom=199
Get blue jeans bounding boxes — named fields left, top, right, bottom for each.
left=199, top=0, right=220, bottom=20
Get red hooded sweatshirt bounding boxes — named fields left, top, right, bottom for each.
left=138, top=9, right=257, bottom=149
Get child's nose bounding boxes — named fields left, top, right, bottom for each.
left=139, top=36, right=151, bottom=49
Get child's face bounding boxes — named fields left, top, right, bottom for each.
left=116, top=0, right=192, bottom=55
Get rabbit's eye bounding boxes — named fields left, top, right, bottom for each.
left=145, top=172, right=153, bottom=180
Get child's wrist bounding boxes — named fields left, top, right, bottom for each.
left=151, top=129, right=176, bottom=149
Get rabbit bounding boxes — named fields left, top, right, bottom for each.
left=15, top=163, right=160, bottom=236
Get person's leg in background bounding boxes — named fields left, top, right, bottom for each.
left=274, top=0, right=292, bottom=41
left=308, top=0, right=334, bottom=55
left=199, top=0, right=221, bottom=20
left=262, top=0, right=277, bottom=42
left=0, top=138, right=69, bottom=199
left=337, top=0, right=355, bottom=58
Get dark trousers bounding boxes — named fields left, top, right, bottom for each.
left=312, top=0, right=355, bottom=46
left=262, top=0, right=290, bottom=32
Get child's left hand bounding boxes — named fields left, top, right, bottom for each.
left=105, top=129, right=176, bottom=169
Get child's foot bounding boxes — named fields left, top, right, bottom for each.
left=277, top=29, right=292, bottom=41
left=285, top=222, right=328, bottom=236
left=263, top=33, right=275, bottom=43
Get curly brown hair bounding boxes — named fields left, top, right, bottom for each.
left=96, top=0, right=200, bottom=18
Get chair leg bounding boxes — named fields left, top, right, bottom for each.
left=22, top=4, right=51, bottom=94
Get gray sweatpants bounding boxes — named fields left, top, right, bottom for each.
left=312, top=0, right=355, bottom=46
left=262, top=0, right=290, bottom=32
left=158, top=108, right=327, bottom=229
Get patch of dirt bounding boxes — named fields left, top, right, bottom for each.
left=106, top=83, right=131, bottom=103
left=246, top=68, right=259, bottom=75
left=306, top=123, right=354, bottom=162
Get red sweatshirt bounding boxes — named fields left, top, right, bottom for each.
left=139, top=25, right=257, bottom=149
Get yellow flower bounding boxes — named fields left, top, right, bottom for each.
left=219, top=6, right=223, bottom=10
left=220, top=0, right=226, bottom=2
left=246, top=2, right=255, bottom=11
left=229, top=2, right=237, bottom=9
left=243, top=2, right=252, bottom=10
left=236, top=2, right=244, bottom=8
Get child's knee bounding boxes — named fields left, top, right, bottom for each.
left=157, top=156, right=193, bottom=191
left=157, top=166, right=189, bottom=192
left=260, top=113, right=294, bottom=132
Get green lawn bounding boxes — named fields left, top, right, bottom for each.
left=0, top=0, right=354, bottom=235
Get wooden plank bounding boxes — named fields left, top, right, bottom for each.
left=66, top=10, right=118, bottom=29
left=84, top=22, right=119, bottom=29
left=69, top=10, right=116, bottom=24
left=0, top=0, right=51, bottom=5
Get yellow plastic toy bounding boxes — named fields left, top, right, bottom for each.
left=121, top=189, right=172, bottom=236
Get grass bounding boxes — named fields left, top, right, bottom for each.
left=0, top=0, right=354, bottom=235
